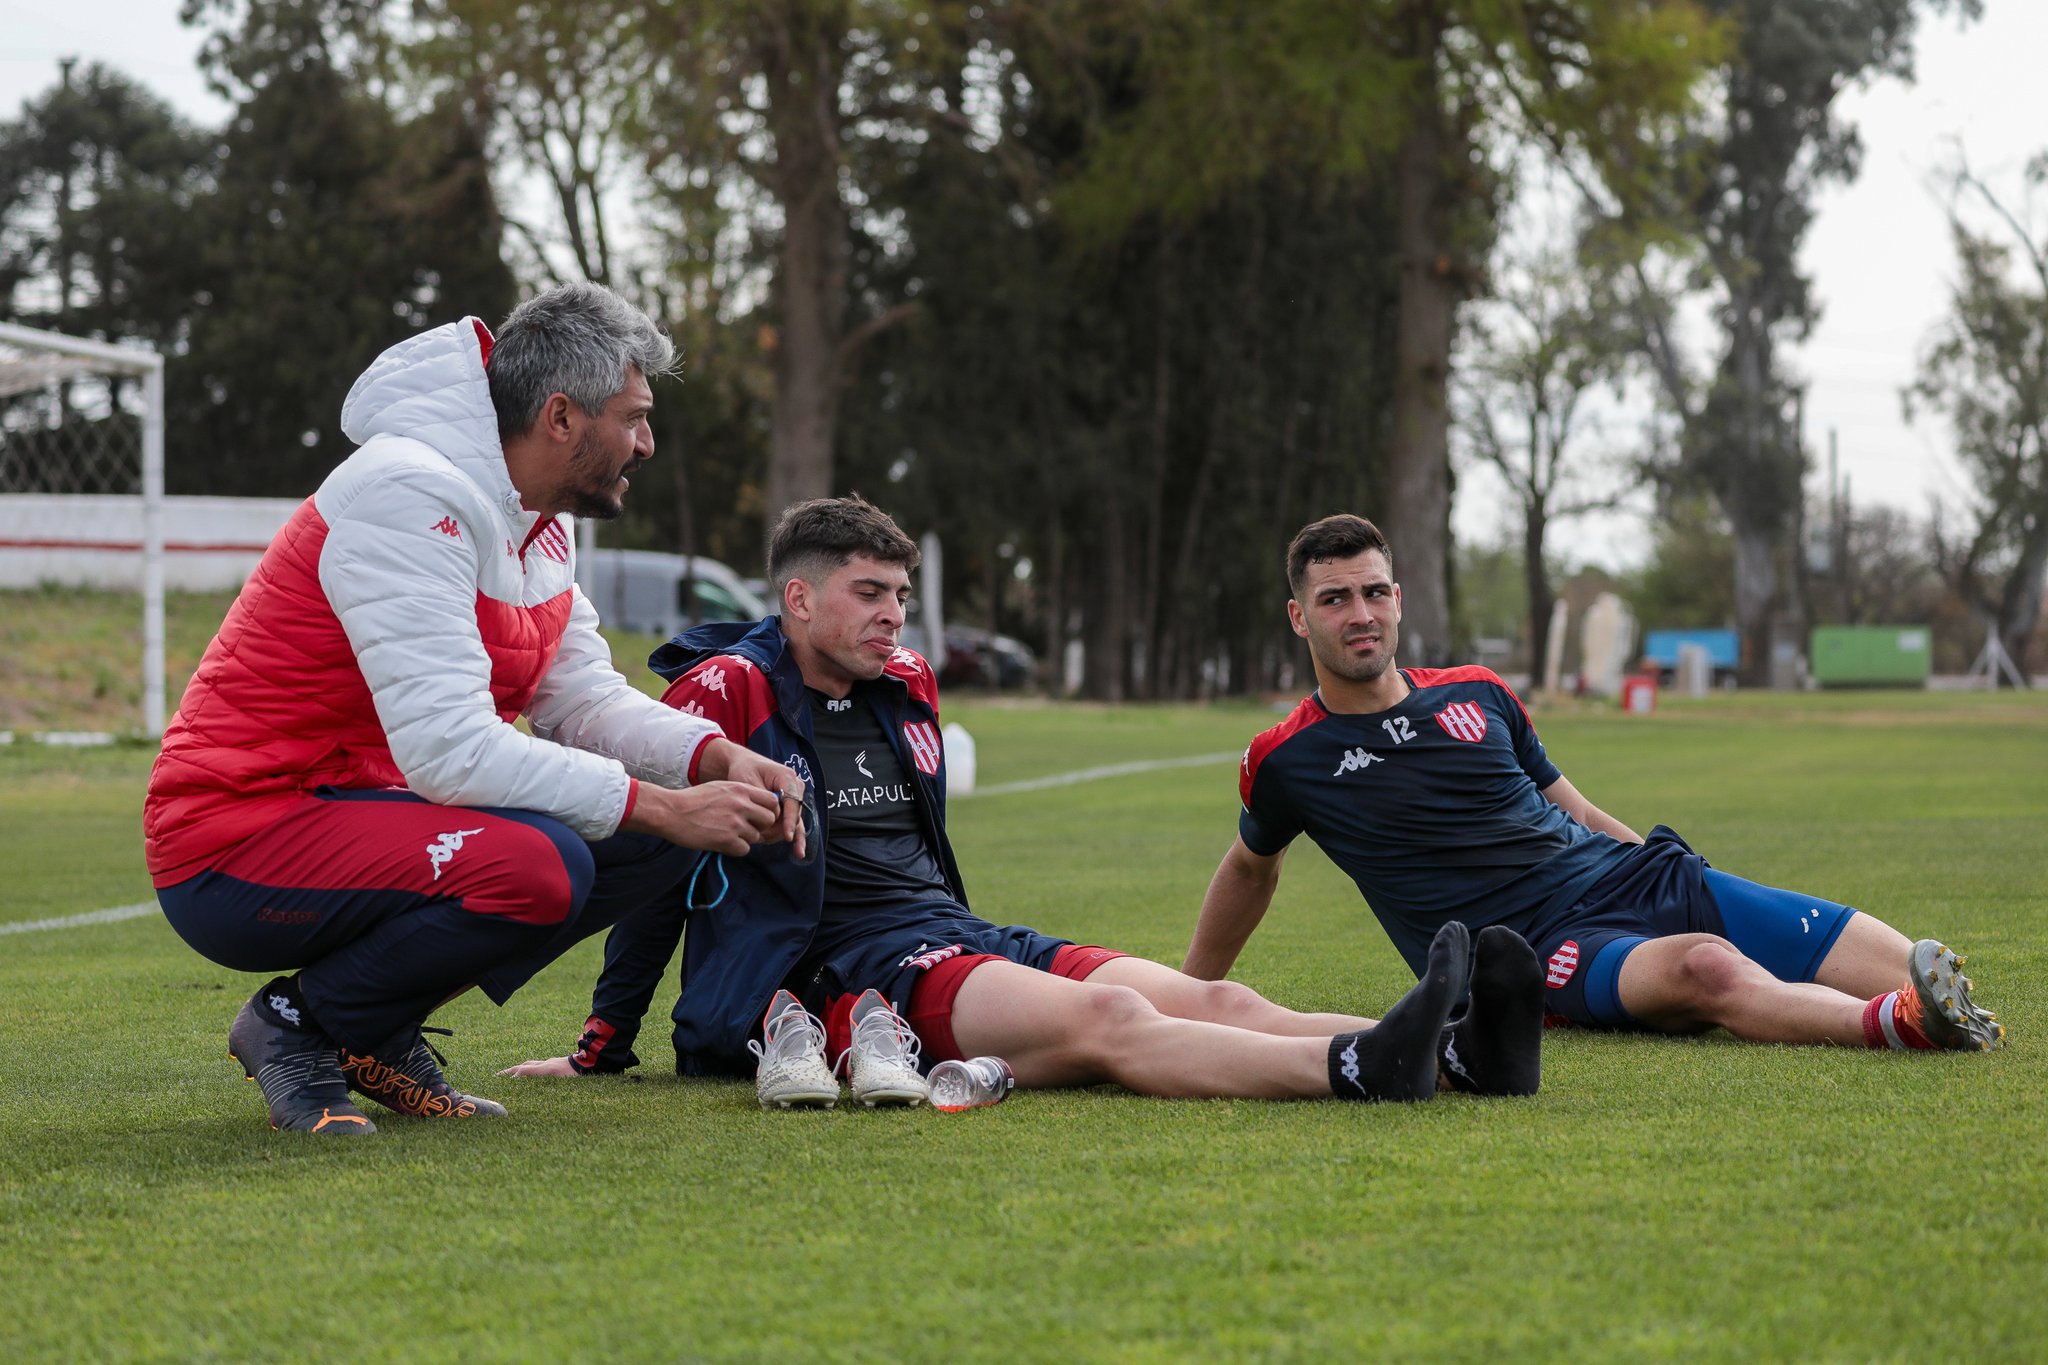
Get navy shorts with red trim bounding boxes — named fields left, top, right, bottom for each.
left=793, top=906, right=1128, bottom=1066
left=1534, top=825, right=1856, bottom=1028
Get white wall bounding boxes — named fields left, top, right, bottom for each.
left=0, top=493, right=300, bottom=591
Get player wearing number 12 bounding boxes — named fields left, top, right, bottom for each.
left=1184, top=514, right=2004, bottom=1055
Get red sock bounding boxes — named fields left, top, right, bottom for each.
left=1862, top=990, right=1934, bottom=1050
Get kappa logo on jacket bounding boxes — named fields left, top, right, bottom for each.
left=698, top=665, right=729, bottom=697
left=432, top=516, right=462, bottom=540
left=889, top=648, right=925, bottom=674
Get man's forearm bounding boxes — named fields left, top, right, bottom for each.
left=1182, top=856, right=1279, bottom=980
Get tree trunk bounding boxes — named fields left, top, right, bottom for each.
left=1997, top=512, right=2048, bottom=684
left=1732, top=521, right=1779, bottom=688
left=760, top=4, right=849, bottom=533
left=1387, top=41, right=1456, bottom=667
left=1523, top=499, right=1553, bottom=691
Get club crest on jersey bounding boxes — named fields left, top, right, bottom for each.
left=1435, top=701, right=1487, bottom=743
left=1545, top=940, right=1580, bottom=988
left=532, top=520, right=571, bottom=564
left=902, top=721, right=942, bottom=775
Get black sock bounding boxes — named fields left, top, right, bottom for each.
left=1438, top=926, right=1544, bottom=1097
left=251, top=974, right=319, bottom=1033
left=1331, top=921, right=1470, bottom=1102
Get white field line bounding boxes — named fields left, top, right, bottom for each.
left=9, top=751, right=1241, bottom=936
left=956, top=750, right=1239, bottom=798
left=0, top=901, right=159, bottom=936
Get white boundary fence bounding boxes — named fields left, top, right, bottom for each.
left=0, top=322, right=167, bottom=734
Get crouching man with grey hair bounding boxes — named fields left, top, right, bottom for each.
left=147, top=283, right=807, bottom=1135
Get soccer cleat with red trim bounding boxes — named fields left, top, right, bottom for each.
left=839, top=989, right=929, bottom=1107
left=342, top=1026, right=507, bottom=1118
left=1900, top=940, right=2004, bottom=1052
left=227, top=994, right=377, bottom=1135
left=748, top=991, right=840, bottom=1109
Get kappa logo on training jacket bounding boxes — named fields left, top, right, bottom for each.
left=1435, top=701, right=1487, bottom=743
left=1545, top=940, right=1580, bottom=988
left=432, top=516, right=462, bottom=540
left=902, top=721, right=942, bottom=776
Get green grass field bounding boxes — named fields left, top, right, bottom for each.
left=4, top=665, right=2046, bottom=1360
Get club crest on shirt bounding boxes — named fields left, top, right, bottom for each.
left=1435, top=700, right=1487, bottom=743
left=902, top=721, right=942, bottom=775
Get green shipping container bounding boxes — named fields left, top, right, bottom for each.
left=1809, top=626, right=1932, bottom=687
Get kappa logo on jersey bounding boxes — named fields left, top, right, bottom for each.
left=902, top=721, right=943, bottom=776
left=531, top=520, right=571, bottom=564
left=678, top=699, right=706, bottom=718
left=1545, top=940, right=1580, bottom=989
left=432, top=516, right=462, bottom=540
left=1435, top=700, right=1488, bottom=743
left=426, top=827, right=485, bottom=881
left=698, top=665, right=729, bottom=697
left=889, top=647, right=925, bottom=674
left=1333, top=746, right=1383, bottom=777
left=901, top=942, right=965, bottom=972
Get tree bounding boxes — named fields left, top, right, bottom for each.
left=1622, top=0, right=1979, bottom=684
left=1457, top=220, right=1642, bottom=686
left=1064, top=0, right=1718, bottom=663
left=145, top=0, right=518, bottom=495
left=0, top=62, right=215, bottom=348
left=1905, top=161, right=2048, bottom=682
left=404, top=0, right=947, bottom=537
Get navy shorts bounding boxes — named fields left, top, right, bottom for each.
left=787, top=904, right=1072, bottom=1019
left=1533, top=826, right=1856, bottom=1029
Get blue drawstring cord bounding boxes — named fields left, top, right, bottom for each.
left=685, top=852, right=729, bottom=910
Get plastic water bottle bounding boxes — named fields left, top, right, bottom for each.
left=927, top=1056, right=1014, bottom=1111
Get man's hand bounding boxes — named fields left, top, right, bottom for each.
left=623, top=780, right=782, bottom=855
left=496, top=1056, right=583, bottom=1077
left=693, top=736, right=807, bottom=858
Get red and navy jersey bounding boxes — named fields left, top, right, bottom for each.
left=1238, top=666, right=1634, bottom=977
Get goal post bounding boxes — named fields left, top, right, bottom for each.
left=0, top=321, right=167, bottom=736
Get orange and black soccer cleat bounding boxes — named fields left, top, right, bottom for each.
left=341, top=1026, right=507, bottom=1119
left=227, top=993, right=378, bottom=1135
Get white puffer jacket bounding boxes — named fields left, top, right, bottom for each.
left=146, top=317, right=717, bottom=884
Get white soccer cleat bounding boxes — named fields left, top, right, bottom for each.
left=748, top=990, right=840, bottom=1109
left=839, top=989, right=930, bottom=1108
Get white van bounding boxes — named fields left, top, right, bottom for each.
left=579, top=549, right=768, bottom=639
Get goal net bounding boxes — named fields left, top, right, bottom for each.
left=0, top=321, right=166, bottom=735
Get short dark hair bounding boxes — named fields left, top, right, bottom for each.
left=488, top=282, right=676, bottom=441
left=767, top=495, right=921, bottom=596
left=1286, top=514, right=1393, bottom=597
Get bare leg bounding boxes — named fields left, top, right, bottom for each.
left=1812, top=911, right=1912, bottom=998
left=948, top=961, right=1335, bottom=1097
left=1085, top=956, right=1375, bottom=1035
left=1617, top=933, right=1874, bottom=1045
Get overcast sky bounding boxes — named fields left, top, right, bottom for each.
left=3, top=2, right=2041, bottom=570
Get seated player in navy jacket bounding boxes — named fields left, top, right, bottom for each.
left=501, top=496, right=1546, bottom=1106
left=1184, top=514, right=2003, bottom=1054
